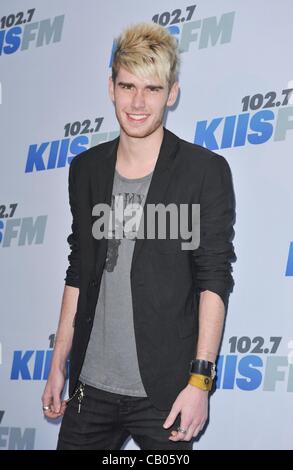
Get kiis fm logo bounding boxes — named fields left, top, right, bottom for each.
left=0, top=411, right=36, bottom=450
left=109, top=9, right=235, bottom=66
left=194, top=87, right=293, bottom=149
left=10, top=335, right=69, bottom=380
left=0, top=8, right=64, bottom=56
left=9, top=335, right=293, bottom=391
left=216, top=336, right=293, bottom=391
left=25, top=117, right=119, bottom=173
left=0, top=204, right=47, bottom=247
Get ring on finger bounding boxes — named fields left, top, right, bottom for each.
left=176, top=426, right=188, bottom=434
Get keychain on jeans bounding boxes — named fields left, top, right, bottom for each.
left=65, top=381, right=85, bottom=414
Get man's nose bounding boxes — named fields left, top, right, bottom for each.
left=131, top=89, right=146, bottom=109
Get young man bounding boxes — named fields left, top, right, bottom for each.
left=42, top=23, right=236, bottom=450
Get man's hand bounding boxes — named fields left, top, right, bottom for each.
left=163, top=384, right=208, bottom=441
left=41, top=367, right=67, bottom=419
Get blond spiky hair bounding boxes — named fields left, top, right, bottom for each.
left=112, top=22, right=180, bottom=88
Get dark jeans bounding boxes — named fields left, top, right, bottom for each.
left=57, top=381, right=194, bottom=450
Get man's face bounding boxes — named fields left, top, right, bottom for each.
left=109, top=66, right=179, bottom=139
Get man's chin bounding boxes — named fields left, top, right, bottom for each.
left=124, top=129, right=149, bottom=139
left=120, top=122, right=161, bottom=139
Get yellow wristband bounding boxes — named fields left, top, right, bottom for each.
left=188, top=373, right=213, bottom=391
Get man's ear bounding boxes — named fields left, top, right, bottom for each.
left=109, top=76, right=115, bottom=102
left=166, top=81, right=179, bottom=107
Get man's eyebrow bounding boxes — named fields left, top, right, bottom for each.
left=145, top=84, right=164, bottom=90
left=117, top=81, right=134, bottom=87
left=117, top=81, right=164, bottom=90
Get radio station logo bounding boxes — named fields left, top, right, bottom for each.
left=9, top=334, right=293, bottom=392
left=11, top=335, right=69, bottom=380
left=194, top=87, right=293, bottom=150
left=0, top=203, right=47, bottom=247
left=0, top=411, right=36, bottom=450
left=25, top=116, right=118, bottom=173
left=216, top=336, right=293, bottom=391
left=0, top=8, right=64, bottom=56
left=109, top=7, right=235, bottom=66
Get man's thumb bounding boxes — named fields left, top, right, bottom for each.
left=163, top=412, right=176, bottom=429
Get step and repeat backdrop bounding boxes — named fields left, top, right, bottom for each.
left=1, top=0, right=292, bottom=450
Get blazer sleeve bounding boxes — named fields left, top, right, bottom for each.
left=192, top=155, right=236, bottom=310
left=64, top=159, right=81, bottom=288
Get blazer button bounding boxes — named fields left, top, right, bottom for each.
left=91, top=279, right=98, bottom=287
left=86, top=316, right=92, bottom=323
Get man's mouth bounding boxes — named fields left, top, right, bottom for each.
left=126, top=113, right=149, bottom=123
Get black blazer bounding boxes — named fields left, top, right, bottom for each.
left=64, top=128, right=236, bottom=410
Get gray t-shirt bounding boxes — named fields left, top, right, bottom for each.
left=79, top=168, right=154, bottom=396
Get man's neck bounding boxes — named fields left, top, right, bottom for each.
left=117, top=126, right=164, bottom=177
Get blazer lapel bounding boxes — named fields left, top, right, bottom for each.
left=90, top=138, right=119, bottom=274
left=91, top=137, right=119, bottom=206
left=131, top=128, right=180, bottom=271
